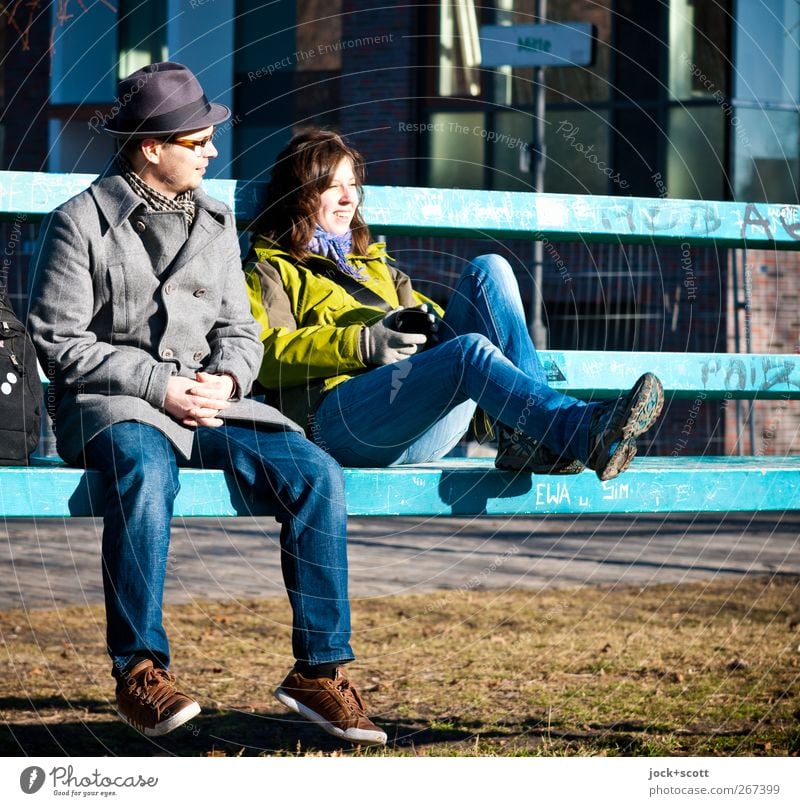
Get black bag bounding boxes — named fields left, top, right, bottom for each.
left=0, top=288, right=41, bottom=465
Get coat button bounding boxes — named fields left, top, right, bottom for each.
left=193, top=351, right=204, bottom=361
left=162, top=348, right=174, bottom=359
left=164, top=282, right=174, bottom=295
left=193, top=288, right=207, bottom=297
left=134, top=220, right=146, bottom=232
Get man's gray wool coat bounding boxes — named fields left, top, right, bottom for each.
left=27, top=165, right=302, bottom=465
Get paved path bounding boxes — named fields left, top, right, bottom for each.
left=1, top=512, right=798, bottom=610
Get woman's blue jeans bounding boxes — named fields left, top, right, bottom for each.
left=312, top=253, right=595, bottom=466
left=83, top=422, right=353, bottom=675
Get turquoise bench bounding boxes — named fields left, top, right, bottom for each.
left=2, top=170, right=799, bottom=517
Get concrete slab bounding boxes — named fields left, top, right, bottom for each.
left=1, top=512, right=798, bottom=611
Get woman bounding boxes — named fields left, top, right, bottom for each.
left=244, top=129, right=663, bottom=479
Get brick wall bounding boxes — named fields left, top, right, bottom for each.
left=726, top=248, right=800, bottom=455
left=340, top=0, right=417, bottom=185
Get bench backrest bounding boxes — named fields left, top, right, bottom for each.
left=2, top=171, right=800, bottom=249
left=6, top=170, right=800, bottom=407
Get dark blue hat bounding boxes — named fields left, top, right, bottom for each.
left=103, top=61, right=231, bottom=137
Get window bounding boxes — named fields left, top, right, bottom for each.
left=666, top=106, right=726, bottom=200
left=233, top=0, right=345, bottom=180
left=734, top=0, right=800, bottom=105
left=439, top=0, right=482, bottom=97
left=730, top=0, right=800, bottom=202
left=117, top=0, right=167, bottom=80
left=429, top=112, right=486, bottom=188
left=544, top=108, right=611, bottom=195
left=668, top=0, right=728, bottom=100
left=494, top=0, right=611, bottom=106
left=428, top=0, right=613, bottom=192
left=733, top=109, right=799, bottom=203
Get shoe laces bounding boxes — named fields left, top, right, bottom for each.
left=127, top=666, right=180, bottom=712
left=332, top=672, right=366, bottom=716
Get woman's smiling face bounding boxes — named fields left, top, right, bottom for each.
left=316, top=157, right=359, bottom=235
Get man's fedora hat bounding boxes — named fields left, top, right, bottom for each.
left=102, top=61, right=231, bottom=137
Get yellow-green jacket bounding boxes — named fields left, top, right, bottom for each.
left=244, top=236, right=443, bottom=427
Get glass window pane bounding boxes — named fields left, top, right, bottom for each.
left=428, top=112, right=485, bottom=188
left=493, top=111, right=535, bottom=190
left=733, top=108, right=799, bottom=203
left=735, top=0, right=800, bottom=104
left=545, top=109, right=610, bottom=195
left=439, top=0, right=482, bottom=97
left=118, top=0, right=167, bottom=79
left=669, top=0, right=729, bottom=100
left=666, top=106, right=726, bottom=200
left=233, top=125, right=287, bottom=183
left=0, top=23, right=5, bottom=112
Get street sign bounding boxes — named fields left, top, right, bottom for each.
left=479, top=22, right=595, bottom=68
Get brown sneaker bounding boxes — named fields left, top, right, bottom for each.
left=115, top=659, right=201, bottom=737
left=275, top=667, right=387, bottom=746
left=587, top=373, right=664, bottom=481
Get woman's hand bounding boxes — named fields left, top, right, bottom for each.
left=389, top=304, right=440, bottom=341
left=360, top=310, right=428, bottom=365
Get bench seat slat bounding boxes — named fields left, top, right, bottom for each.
left=2, top=457, right=798, bottom=518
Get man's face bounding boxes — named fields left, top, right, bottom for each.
left=146, top=125, right=217, bottom=196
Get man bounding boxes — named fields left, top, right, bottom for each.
left=27, top=62, right=386, bottom=747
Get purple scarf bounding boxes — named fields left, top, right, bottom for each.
left=306, top=226, right=365, bottom=280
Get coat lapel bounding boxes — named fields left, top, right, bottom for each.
left=162, top=190, right=229, bottom=279
left=163, top=208, right=223, bottom=279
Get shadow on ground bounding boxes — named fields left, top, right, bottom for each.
left=5, top=698, right=797, bottom=757
left=0, top=696, right=488, bottom=756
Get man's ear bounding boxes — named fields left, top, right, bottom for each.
left=140, top=138, right=163, bottom=165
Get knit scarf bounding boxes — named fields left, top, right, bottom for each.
left=306, top=226, right=365, bottom=280
left=117, top=155, right=197, bottom=227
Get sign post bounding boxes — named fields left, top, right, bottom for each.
left=479, top=16, right=595, bottom=346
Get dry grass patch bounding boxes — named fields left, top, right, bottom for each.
left=1, top=576, right=798, bottom=756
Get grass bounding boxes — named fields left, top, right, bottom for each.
left=1, top=576, right=798, bottom=756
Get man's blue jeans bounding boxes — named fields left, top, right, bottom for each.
left=312, top=254, right=595, bottom=466
left=83, top=422, right=353, bottom=674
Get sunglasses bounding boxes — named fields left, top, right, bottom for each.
left=168, top=133, right=215, bottom=154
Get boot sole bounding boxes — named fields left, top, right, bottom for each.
left=495, top=456, right=585, bottom=475
left=597, top=437, right=637, bottom=481
left=117, top=700, right=200, bottom=737
left=595, top=374, right=664, bottom=481
left=275, top=687, right=388, bottom=746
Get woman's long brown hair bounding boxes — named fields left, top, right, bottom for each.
left=253, top=129, right=372, bottom=259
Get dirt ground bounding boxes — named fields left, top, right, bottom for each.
left=2, top=576, right=798, bottom=756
